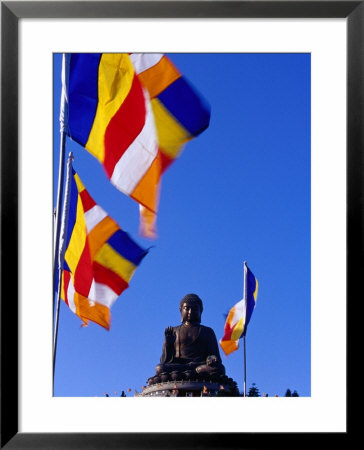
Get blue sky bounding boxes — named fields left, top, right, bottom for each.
left=53, top=52, right=310, bottom=397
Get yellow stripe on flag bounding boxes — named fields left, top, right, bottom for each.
left=151, top=98, right=192, bottom=158
left=231, top=317, right=245, bottom=341
left=86, top=54, right=135, bottom=162
left=64, top=196, right=88, bottom=274
left=253, top=279, right=259, bottom=301
left=94, top=243, right=137, bottom=282
left=74, top=172, right=86, bottom=193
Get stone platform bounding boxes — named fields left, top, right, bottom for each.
left=135, top=379, right=239, bottom=397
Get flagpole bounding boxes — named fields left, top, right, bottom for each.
left=53, top=54, right=69, bottom=392
left=53, top=152, right=74, bottom=389
left=243, top=335, right=247, bottom=397
left=243, top=261, right=248, bottom=397
left=53, top=130, right=66, bottom=272
left=53, top=53, right=68, bottom=279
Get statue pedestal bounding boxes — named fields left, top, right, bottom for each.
left=135, top=379, right=239, bottom=397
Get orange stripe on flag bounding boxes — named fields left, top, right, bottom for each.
left=219, top=339, right=239, bottom=356
left=130, top=152, right=162, bottom=214
left=139, top=206, right=157, bottom=239
left=130, top=153, right=162, bottom=238
left=77, top=293, right=111, bottom=330
left=88, top=216, right=119, bottom=260
left=137, top=56, right=181, bottom=98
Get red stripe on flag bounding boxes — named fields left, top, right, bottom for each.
left=103, top=74, right=146, bottom=177
left=74, top=240, right=94, bottom=297
left=159, top=150, right=174, bottom=174
left=80, top=189, right=96, bottom=212
left=222, top=322, right=234, bottom=341
left=93, top=261, right=129, bottom=295
left=63, top=270, right=71, bottom=306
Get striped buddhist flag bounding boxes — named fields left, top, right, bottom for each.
left=60, top=168, right=148, bottom=330
left=219, top=264, right=258, bottom=356
left=61, top=53, right=210, bottom=238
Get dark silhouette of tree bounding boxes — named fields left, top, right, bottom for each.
left=247, top=383, right=260, bottom=397
left=285, top=389, right=299, bottom=397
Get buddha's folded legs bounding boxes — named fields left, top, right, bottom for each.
left=155, top=361, right=202, bottom=375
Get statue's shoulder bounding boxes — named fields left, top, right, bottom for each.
left=200, top=325, right=216, bottom=335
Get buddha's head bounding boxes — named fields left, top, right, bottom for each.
left=179, top=293, right=203, bottom=325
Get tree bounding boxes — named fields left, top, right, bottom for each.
left=285, top=389, right=299, bottom=397
left=247, top=383, right=260, bottom=397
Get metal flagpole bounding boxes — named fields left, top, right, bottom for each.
left=53, top=54, right=69, bottom=391
left=243, top=261, right=248, bottom=397
left=53, top=131, right=66, bottom=268
left=53, top=152, right=74, bottom=387
left=53, top=53, right=68, bottom=277
left=243, top=335, right=247, bottom=397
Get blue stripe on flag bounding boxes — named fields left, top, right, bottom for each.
left=243, top=268, right=258, bottom=336
left=67, top=53, right=101, bottom=146
left=64, top=173, right=79, bottom=248
left=157, top=76, right=210, bottom=136
left=107, top=230, right=148, bottom=265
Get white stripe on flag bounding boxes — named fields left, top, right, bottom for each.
left=88, top=280, right=119, bottom=309
left=230, top=299, right=246, bottom=327
left=110, top=89, right=158, bottom=194
left=67, top=279, right=76, bottom=313
left=84, top=205, right=107, bottom=233
left=129, top=53, right=163, bottom=74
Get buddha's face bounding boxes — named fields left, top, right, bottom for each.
left=180, top=301, right=201, bottom=324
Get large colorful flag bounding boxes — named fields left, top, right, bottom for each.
left=59, top=167, right=148, bottom=330
left=61, top=53, right=210, bottom=238
left=219, top=263, right=258, bottom=356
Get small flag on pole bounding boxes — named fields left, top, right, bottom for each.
left=59, top=167, right=148, bottom=330
left=219, top=263, right=258, bottom=356
left=61, top=53, right=210, bottom=238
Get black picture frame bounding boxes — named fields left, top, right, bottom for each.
left=1, top=1, right=359, bottom=448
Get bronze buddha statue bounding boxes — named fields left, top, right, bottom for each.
left=154, top=293, right=226, bottom=380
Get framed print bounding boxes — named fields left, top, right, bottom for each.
left=1, top=1, right=359, bottom=448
